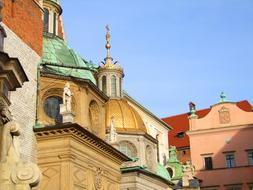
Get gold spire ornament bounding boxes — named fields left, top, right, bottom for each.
left=104, top=25, right=114, bottom=67
left=100, top=25, right=123, bottom=73
left=105, top=25, right=111, bottom=53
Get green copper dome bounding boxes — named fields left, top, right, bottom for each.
left=156, top=163, right=171, bottom=181
left=41, top=34, right=97, bottom=84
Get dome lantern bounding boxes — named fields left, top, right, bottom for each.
left=96, top=25, right=124, bottom=98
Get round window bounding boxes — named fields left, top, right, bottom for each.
left=44, top=96, right=63, bottom=123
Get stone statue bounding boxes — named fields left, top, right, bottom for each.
left=63, top=82, right=72, bottom=112
left=108, top=117, right=117, bottom=143
left=168, top=145, right=178, bottom=162
left=0, top=107, right=21, bottom=162
left=182, top=161, right=195, bottom=187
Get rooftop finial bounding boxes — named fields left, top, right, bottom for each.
left=188, top=101, right=198, bottom=119
left=220, top=92, right=228, bottom=102
left=105, top=24, right=111, bottom=58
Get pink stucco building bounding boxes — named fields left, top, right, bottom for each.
left=188, top=96, right=253, bottom=190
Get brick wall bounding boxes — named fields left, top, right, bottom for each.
left=2, top=0, right=43, bottom=55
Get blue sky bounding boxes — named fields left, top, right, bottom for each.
left=61, top=0, right=253, bottom=117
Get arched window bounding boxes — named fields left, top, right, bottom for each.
left=167, top=167, right=173, bottom=178
left=111, top=75, right=116, bottom=97
left=89, top=101, right=100, bottom=135
left=53, top=12, right=57, bottom=35
left=44, top=96, right=62, bottom=123
left=102, top=76, right=107, bottom=94
left=118, top=141, right=137, bottom=158
left=43, top=8, right=49, bottom=32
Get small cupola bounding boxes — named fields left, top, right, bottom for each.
left=43, top=0, right=64, bottom=38
left=96, top=25, right=124, bottom=98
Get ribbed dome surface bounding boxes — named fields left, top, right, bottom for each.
left=106, top=99, right=146, bottom=133
left=41, top=34, right=97, bottom=84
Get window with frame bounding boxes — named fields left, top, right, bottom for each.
left=248, top=183, right=253, bottom=190
left=225, top=185, right=242, bottom=190
left=204, top=156, right=213, bottom=170
left=102, top=76, right=107, bottom=94
left=176, top=132, right=185, bottom=138
left=43, top=8, right=49, bottom=32
left=202, top=187, right=219, bottom=190
left=53, top=12, right=57, bottom=35
left=118, top=141, right=137, bottom=158
left=225, top=153, right=236, bottom=168
left=111, top=75, right=116, bottom=97
left=44, top=96, right=62, bottom=123
left=248, top=151, right=253, bottom=166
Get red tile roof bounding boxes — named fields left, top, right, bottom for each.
left=162, top=100, right=252, bottom=148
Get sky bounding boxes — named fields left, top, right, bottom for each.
left=60, top=0, right=253, bottom=118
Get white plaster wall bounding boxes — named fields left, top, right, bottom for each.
left=3, top=24, right=40, bottom=163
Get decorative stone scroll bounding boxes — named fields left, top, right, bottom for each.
left=0, top=103, right=20, bottom=163
left=0, top=104, right=41, bottom=189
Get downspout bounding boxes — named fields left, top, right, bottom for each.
left=35, top=62, right=41, bottom=126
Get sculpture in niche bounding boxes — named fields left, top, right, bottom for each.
left=182, top=161, right=195, bottom=187
left=63, top=82, right=72, bottom=112
left=219, top=106, right=230, bottom=124
left=89, top=101, right=100, bottom=135
left=107, top=116, right=117, bottom=143
left=0, top=106, right=21, bottom=162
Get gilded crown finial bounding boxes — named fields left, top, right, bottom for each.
left=105, top=25, right=111, bottom=52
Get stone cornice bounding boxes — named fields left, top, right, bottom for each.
left=187, top=123, right=253, bottom=136
left=121, top=166, right=174, bottom=186
left=0, top=52, right=28, bottom=90
left=34, top=123, right=131, bottom=163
